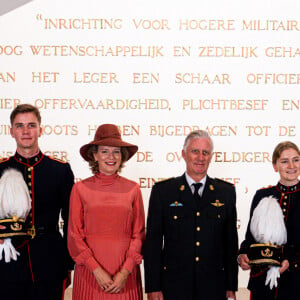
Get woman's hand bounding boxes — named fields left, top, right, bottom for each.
left=238, top=254, right=251, bottom=270
left=105, top=268, right=129, bottom=293
left=92, top=267, right=114, bottom=291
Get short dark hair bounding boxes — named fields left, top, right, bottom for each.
left=272, top=141, right=300, bottom=164
left=10, top=104, right=41, bottom=125
left=86, top=145, right=129, bottom=174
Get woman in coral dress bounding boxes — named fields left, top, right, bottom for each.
left=68, top=124, right=145, bottom=299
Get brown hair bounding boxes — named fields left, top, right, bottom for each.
left=10, top=104, right=41, bottom=125
left=272, top=141, right=300, bottom=164
left=86, top=145, right=129, bottom=174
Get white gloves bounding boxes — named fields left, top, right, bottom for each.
left=0, top=238, right=20, bottom=263
left=265, top=266, right=280, bottom=289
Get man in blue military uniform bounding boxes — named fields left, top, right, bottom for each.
left=144, top=130, right=238, bottom=300
left=0, top=104, right=74, bottom=300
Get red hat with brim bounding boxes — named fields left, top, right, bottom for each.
left=80, top=124, right=138, bottom=162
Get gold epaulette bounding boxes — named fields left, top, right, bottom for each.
left=49, top=156, right=67, bottom=163
left=261, top=185, right=273, bottom=190
left=0, top=157, right=9, bottom=163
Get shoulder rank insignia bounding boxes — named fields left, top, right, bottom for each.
left=49, top=156, right=67, bottom=163
left=179, top=185, right=185, bottom=191
left=209, top=184, right=214, bottom=191
left=261, top=185, right=273, bottom=190
left=211, top=199, right=224, bottom=207
left=0, top=157, right=9, bottom=163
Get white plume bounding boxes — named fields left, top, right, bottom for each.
left=0, top=168, right=31, bottom=219
left=0, top=169, right=31, bottom=263
left=250, top=195, right=287, bottom=245
left=250, top=195, right=287, bottom=290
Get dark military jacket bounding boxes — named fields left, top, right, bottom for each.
left=144, top=174, right=238, bottom=300
left=0, top=151, right=74, bottom=282
left=239, top=182, right=300, bottom=299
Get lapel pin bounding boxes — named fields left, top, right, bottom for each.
left=211, top=199, right=224, bottom=207
left=170, top=201, right=183, bottom=207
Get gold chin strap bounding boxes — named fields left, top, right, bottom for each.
left=27, top=225, right=36, bottom=239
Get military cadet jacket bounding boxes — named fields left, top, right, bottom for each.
left=0, top=151, right=74, bottom=282
left=144, top=174, right=238, bottom=300
left=239, top=182, right=300, bottom=296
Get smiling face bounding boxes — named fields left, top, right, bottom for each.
left=10, top=112, right=42, bottom=156
left=273, top=148, right=300, bottom=186
left=93, top=145, right=122, bottom=175
left=182, top=137, right=213, bottom=182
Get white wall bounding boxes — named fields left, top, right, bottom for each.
left=1, top=0, right=300, bottom=287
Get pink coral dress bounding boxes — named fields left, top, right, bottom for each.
left=68, top=173, right=145, bottom=299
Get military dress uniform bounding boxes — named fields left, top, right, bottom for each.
left=0, top=151, right=74, bottom=300
left=144, top=174, right=238, bottom=300
left=239, top=182, right=300, bottom=299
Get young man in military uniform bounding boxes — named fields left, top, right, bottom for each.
left=144, top=130, right=238, bottom=300
left=0, top=104, right=74, bottom=300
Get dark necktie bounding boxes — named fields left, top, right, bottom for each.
left=193, top=182, right=202, bottom=201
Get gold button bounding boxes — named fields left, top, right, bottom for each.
left=29, top=190, right=32, bottom=194
left=217, top=214, right=221, bottom=219
left=195, top=257, right=199, bottom=262
left=196, top=226, right=200, bottom=231
left=295, top=264, right=298, bottom=268
left=284, top=196, right=288, bottom=199
left=196, top=241, right=200, bottom=246
left=163, top=266, right=167, bottom=270
left=28, top=174, right=31, bottom=178
left=196, top=212, right=200, bottom=217
left=28, top=182, right=32, bottom=186
left=283, top=202, right=287, bottom=206
left=283, top=209, right=286, bottom=212
left=173, top=215, right=178, bottom=220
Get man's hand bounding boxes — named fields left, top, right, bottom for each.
left=279, top=259, right=289, bottom=274
left=238, top=254, right=251, bottom=270
left=226, top=290, right=236, bottom=300
left=65, top=270, right=72, bottom=289
left=147, top=291, right=164, bottom=300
